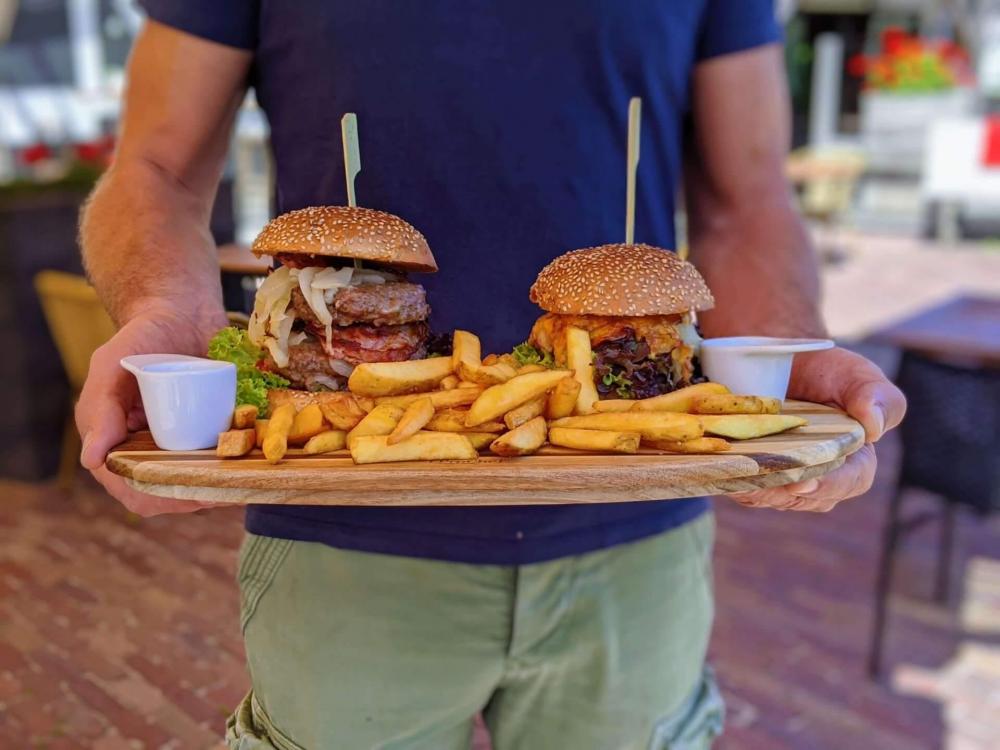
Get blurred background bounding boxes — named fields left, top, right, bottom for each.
left=1, top=0, right=999, bottom=748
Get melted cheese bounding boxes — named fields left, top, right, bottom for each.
left=528, top=313, right=682, bottom=366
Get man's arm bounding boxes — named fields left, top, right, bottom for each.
left=82, top=20, right=250, bottom=327
left=684, top=46, right=905, bottom=512
left=685, top=46, right=821, bottom=339
left=77, top=21, right=252, bottom=515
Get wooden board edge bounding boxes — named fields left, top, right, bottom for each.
left=123, top=456, right=846, bottom=507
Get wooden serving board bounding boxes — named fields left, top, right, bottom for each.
left=105, top=401, right=864, bottom=506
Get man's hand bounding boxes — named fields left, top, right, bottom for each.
left=76, top=23, right=250, bottom=517
left=76, top=309, right=223, bottom=516
left=728, top=348, right=906, bottom=512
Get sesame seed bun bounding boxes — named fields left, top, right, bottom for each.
left=252, top=206, right=438, bottom=272
left=529, top=243, right=714, bottom=316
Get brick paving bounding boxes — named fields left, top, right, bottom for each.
left=1, top=435, right=997, bottom=749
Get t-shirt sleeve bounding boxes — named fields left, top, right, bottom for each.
left=696, top=0, right=781, bottom=61
left=138, top=0, right=259, bottom=50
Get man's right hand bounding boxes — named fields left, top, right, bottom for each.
left=76, top=309, right=223, bottom=516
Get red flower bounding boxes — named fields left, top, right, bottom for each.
left=74, top=134, right=115, bottom=166
left=20, top=143, right=53, bottom=165
left=881, top=27, right=909, bottom=56
left=847, top=53, right=869, bottom=78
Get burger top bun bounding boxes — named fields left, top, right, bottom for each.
left=529, top=243, right=714, bottom=317
left=252, top=205, right=438, bottom=272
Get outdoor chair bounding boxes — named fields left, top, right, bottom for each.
left=34, top=271, right=116, bottom=491
left=867, top=350, right=1000, bottom=678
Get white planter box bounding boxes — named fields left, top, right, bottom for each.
left=859, top=88, right=975, bottom=175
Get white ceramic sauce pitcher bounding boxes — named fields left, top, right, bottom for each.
left=120, top=355, right=236, bottom=450
left=699, top=337, right=834, bottom=400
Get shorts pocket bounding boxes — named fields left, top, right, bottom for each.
left=237, top=533, right=295, bottom=633
left=227, top=691, right=305, bottom=750
left=648, top=666, right=725, bottom=750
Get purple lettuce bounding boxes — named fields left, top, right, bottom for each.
left=592, top=331, right=704, bottom=400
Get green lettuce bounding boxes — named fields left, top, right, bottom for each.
left=511, top=341, right=554, bottom=369
left=601, top=370, right=634, bottom=399
left=207, top=327, right=288, bottom=414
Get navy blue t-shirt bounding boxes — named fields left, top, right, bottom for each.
left=141, top=0, right=779, bottom=564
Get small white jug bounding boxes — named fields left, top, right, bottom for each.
left=120, top=354, right=236, bottom=450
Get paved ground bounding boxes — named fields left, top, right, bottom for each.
left=816, top=229, right=1000, bottom=341
left=2, top=430, right=997, bottom=749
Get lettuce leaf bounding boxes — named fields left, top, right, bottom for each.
left=207, top=327, right=289, bottom=414
left=601, top=370, right=634, bottom=399
left=511, top=342, right=554, bottom=368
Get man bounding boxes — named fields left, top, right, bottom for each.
left=76, top=2, right=906, bottom=748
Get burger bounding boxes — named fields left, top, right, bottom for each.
left=525, top=243, right=714, bottom=400
left=247, top=205, right=437, bottom=392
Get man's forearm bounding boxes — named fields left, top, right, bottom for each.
left=81, top=158, right=227, bottom=335
left=689, top=198, right=826, bottom=340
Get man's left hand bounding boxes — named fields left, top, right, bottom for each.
left=728, top=347, right=906, bottom=513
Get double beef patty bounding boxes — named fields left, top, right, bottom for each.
left=270, top=281, right=431, bottom=390
left=291, top=282, right=429, bottom=328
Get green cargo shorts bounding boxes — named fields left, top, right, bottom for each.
left=226, top=513, right=721, bottom=750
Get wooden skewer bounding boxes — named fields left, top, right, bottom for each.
left=341, top=112, right=364, bottom=268
left=625, top=97, right=641, bottom=245
left=341, top=113, right=361, bottom=208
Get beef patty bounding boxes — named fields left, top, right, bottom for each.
left=290, top=282, right=430, bottom=328
left=265, top=323, right=429, bottom=390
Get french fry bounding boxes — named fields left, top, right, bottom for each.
left=457, top=380, right=479, bottom=389
left=593, top=399, right=636, bottom=413
left=565, top=327, right=599, bottom=415
left=350, top=433, right=478, bottom=464
left=482, top=353, right=499, bottom=366
left=232, top=404, right=258, bottom=429
left=263, top=403, right=296, bottom=464
left=646, top=437, right=731, bottom=453
left=549, top=412, right=703, bottom=442
left=216, top=429, right=256, bottom=458
left=460, top=432, right=497, bottom=451
left=452, top=330, right=482, bottom=381
left=347, top=404, right=405, bottom=447
left=303, top=430, right=348, bottom=454
left=516, top=364, right=547, bottom=375
left=490, top=416, right=547, bottom=457
left=254, top=419, right=269, bottom=448
left=466, top=369, right=572, bottom=426
left=504, top=395, right=547, bottom=430
left=548, top=427, right=640, bottom=454
left=374, top=387, right=482, bottom=410
left=425, top=410, right=505, bottom=433
left=319, top=395, right=366, bottom=431
left=699, top=414, right=807, bottom=440
left=545, top=377, right=582, bottom=419
left=440, top=375, right=460, bottom=390
left=267, top=388, right=319, bottom=413
left=347, top=356, right=454, bottom=397
left=630, top=382, right=730, bottom=413
left=288, top=403, right=327, bottom=445
left=691, top=394, right=781, bottom=415
left=463, top=362, right=518, bottom=386
left=387, top=397, right=435, bottom=445
left=498, top=354, right=519, bottom=369
left=267, top=388, right=375, bottom=420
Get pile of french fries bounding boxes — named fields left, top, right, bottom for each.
left=215, top=327, right=808, bottom=464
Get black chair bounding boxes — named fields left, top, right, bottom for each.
left=867, top=351, right=1000, bottom=679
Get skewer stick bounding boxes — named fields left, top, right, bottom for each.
left=341, top=113, right=361, bottom=207
left=625, top=97, right=641, bottom=245
left=341, top=113, right=363, bottom=268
